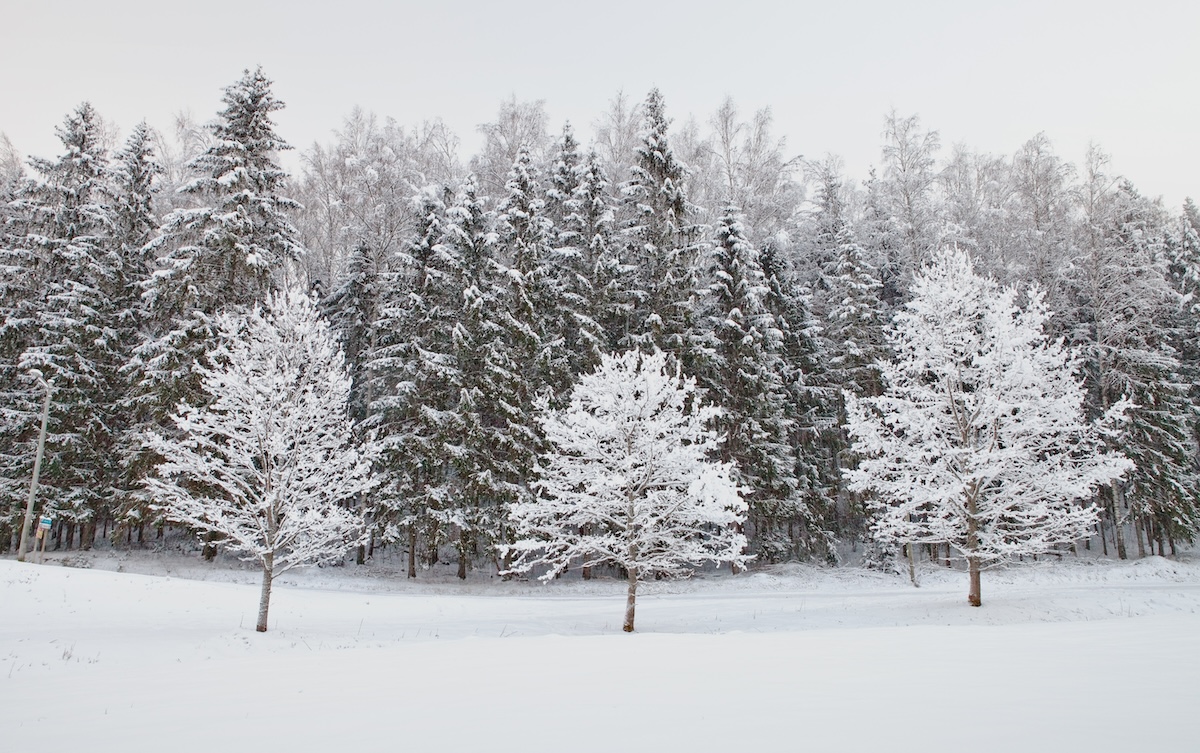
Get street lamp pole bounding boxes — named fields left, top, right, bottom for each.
left=17, top=376, right=52, bottom=563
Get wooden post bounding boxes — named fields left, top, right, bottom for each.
left=17, top=379, right=52, bottom=563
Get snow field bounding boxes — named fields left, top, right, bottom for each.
left=2, top=555, right=1199, bottom=751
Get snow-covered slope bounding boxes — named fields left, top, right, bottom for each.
left=2, top=555, right=1198, bottom=751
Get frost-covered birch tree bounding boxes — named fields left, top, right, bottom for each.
left=845, top=249, right=1132, bottom=606
left=507, top=350, right=748, bottom=632
left=145, top=288, right=378, bottom=632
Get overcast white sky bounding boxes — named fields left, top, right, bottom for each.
left=3, top=0, right=1197, bottom=207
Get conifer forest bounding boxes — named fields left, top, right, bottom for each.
left=4, top=66, right=1200, bottom=581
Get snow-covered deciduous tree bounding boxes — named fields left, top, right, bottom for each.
left=507, top=350, right=748, bottom=632
left=145, top=288, right=378, bottom=632
left=880, top=111, right=942, bottom=285
left=845, top=249, right=1132, bottom=606
left=704, top=99, right=802, bottom=248
left=592, top=91, right=641, bottom=188
left=470, top=96, right=550, bottom=196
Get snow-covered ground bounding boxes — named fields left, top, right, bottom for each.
left=3, top=552, right=1198, bottom=751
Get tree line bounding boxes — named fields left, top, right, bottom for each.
left=2, top=67, right=1198, bottom=576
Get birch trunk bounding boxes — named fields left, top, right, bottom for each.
left=968, top=556, right=982, bottom=607
left=623, top=570, right=638, bottom=633
left=966, top=487, right=982, bottom=607
left=256, top=555, right=274, bottom=632
left=1111, top=482, right=1128, bottom=560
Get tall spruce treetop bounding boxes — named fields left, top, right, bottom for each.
left=806, top=160, right=849, bottom=295
left=543, top=127, right=609, bottom=379
left=5, top=103, right=118, bottom=526
left=544, top=123, right=582, bottom=243
left=110, top=123, right=161, bottom=255
left=566, top=149, right=622, bottom=363
left=860, top=168, right=904, bottom=308
left=149, top=66, right=300, bottom=313
left=321, top=241, right=382, bottom=426
left=700, top=209, right=802, bottom=559
left=823, top=223, right=888, bottom=400
left=139, top=68, right=301, bottom=424
left=620, top=88, right=700, bottom=362
left=107, top=123, right=165, bottom=523
left=366, top=188, right=460, bottom=560
left=109, top=122, right=162, bottom=356
left=440, top=176, right=529, bottom=576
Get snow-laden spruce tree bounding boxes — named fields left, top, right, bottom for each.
left=4, top=103, right=119, bottom=545
left=138, top=68, right=301, bottom=456
left=845, top=249, right=1132, bottom=607
left=145, top=287, right=378, bottom=632
left=698, top=209, right=802, bottom=561
left=108, top=122, right=164, bottom=539
left=507, top=350, right=749, bottom=632
left=619, top=90, right=702, bottom=367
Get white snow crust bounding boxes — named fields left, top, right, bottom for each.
left=2, top=553, right=1198, bottom=751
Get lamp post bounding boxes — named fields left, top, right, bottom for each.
left=17, top=374, right=52, bottom=563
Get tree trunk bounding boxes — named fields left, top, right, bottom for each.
left=623, top=570, right=638, bottom=632
left=202, top=530, right=219, bottom=561
left=730, top=522, right=745, bottom=574
left=905, top=541, right=918, bottom=587
left=1111, top=482, right=1128, bottom=560
left=966, top=488, right=981, bottom=606
left=407, top=528, right=417, bottom=579
left=581, top=525, right=592, bottom=580
left=968, top=557, right=982, bottom=607
left=1134, top=512, right=1146, bottom=559
left=456, top=528, right=468, bottom=580
left=256, top=557, right=274, bottom=633
left=427, top=523, right=440, bottom=566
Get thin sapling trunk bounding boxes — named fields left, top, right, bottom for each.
left=257, top=554, right=274, bottom=632
left=623, top=569, right=638, bottom=632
